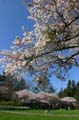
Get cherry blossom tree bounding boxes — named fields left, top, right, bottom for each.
left=0, top=0, right=79, bottom=86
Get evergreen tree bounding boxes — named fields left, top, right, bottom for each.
left=58, top=80, right=76, bottom=98
left=71, top=80, right=76, bottom=97
left=58, top=88, right=65, bottom=98
left=75, top=82, right=79, bottom=101
left=0, top=73, right=27, bottom=101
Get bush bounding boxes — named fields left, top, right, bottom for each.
left=0, top=101, right=30, bottom=110
left=0, top=106, right=30, bottom=110
left=0, top=101, right=25, bottom=106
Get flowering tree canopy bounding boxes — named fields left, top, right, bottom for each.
left=0, top=0, right=79, bottom=84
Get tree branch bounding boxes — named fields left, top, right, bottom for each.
left=26, top=45, right=79, bottom=65
left=64, top=51, right=79, bottom=63
left=62, top=15, right=79, bottom=32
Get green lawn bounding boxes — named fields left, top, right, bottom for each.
left=0, top=110, right=79, bottom=120
left=14, top=109, right=79, bottom=115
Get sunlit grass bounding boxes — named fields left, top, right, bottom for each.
left=0, top=109, right=79, bottom=120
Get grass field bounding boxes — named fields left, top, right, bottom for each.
left=0, top=110, right=79, bottom=120
left=15, top=109, right=79, bottom=115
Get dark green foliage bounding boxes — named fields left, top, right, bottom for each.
left=58, top=80, right=79, bottom=101
left=0, top=73, right=27, bottom=101
left=75, top=82, right=79, bottom=101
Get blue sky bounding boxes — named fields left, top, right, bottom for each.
left=0, top=0, right=79, bottom=92
left=0, top=0, right=34, bottom=50
left=50, top=67, right=79, bottom=92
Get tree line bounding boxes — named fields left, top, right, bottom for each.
left=0, top=73, right=27, bottom=101
left=58, top=80, right=79, bottom=102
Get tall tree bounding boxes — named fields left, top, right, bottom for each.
left=0, top=73, right=27, bottom=101
left=58, top=80, right=76, bottom=97
left=75, top=82, right=79, bottom=101
left=34, top=74, right=55, bottom=92
left=71, top=80, right=76, bottom=97
left=0, top=0, right=79, bottom=88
